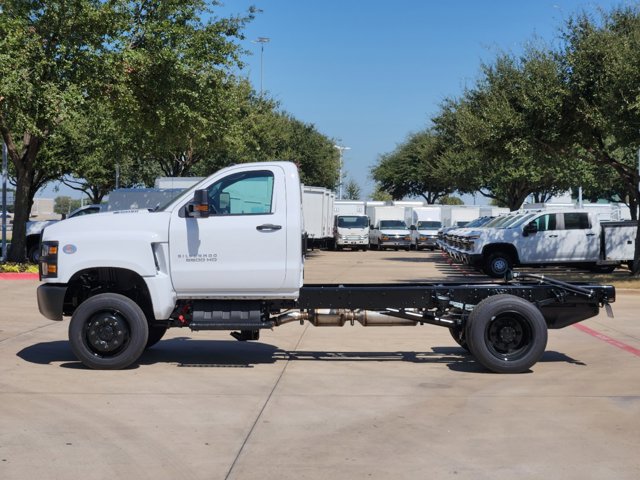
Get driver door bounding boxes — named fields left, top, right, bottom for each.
left=168, top=166, right=288, bottom=296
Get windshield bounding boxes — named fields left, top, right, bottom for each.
left=463, top=216, right=490, bottom=228
left=379, top=220, right=406, bottom=230
left=507, top=212, right=537, bottom=228
left=485, top=215, right=517, bottom=228
left=417, top=221, right=442, bottom=229
left=156, top=179, right=208, bottom=211
left=337, top=215, right=369, bottom=228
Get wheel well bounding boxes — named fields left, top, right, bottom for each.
left=63, top=267, right=154, bottom=321
left=482, top=243, right=519, bottom=264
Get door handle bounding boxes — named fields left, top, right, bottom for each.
left=256, top=224, right=282, bottom=232
left=547, top=234, right=558, bottom=238
left=586, top=233, right=596, bottom=236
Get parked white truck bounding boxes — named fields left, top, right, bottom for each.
left=332, top=201, right=369, bottom=251
left=448, top=209, right=637, bottom=277
left=366, top=204, right=411, bottom=250
left=36, top=162, right=617, bottom=374
left=405, top=206, right=442, bottom=250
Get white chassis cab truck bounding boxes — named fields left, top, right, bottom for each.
left=37, top=162, right=616, bottom=373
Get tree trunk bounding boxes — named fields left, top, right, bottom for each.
left=7, top=169, right=36, bottom=262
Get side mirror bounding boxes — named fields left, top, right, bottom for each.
left=409, top=225, right=417, bottom=231
left=187, top=189, right=210, bottom=218
left=523, top=222, right=537, bottom=237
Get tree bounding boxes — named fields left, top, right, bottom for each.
left=201, top=100, right=339, bottom=188
left=443, top=49, right=586, bottom=210
left=54, top=197, right=82, bottom=216
left=0, top=1, right=256, bottom=261
left=372, top=130, right=455, bottom=203
left=344, top=179, right=362, bottom=200
left=438, top=196, right=464, bottom=205
left=370, top=187, right=392, bottom=202
left=561, top=7, right=640, bottom=274
left=0, top=0, right=118, bottom=261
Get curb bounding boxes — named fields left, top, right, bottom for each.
left=0, top=272, right=39, bottom=280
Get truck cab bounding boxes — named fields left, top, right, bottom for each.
left=410, top=220, right=442, bottom=250
left=369, top=220, right=411, bottom=250
left=38, top=162, right=304, bottom=323
left=333, top=214, right=369, bottom=250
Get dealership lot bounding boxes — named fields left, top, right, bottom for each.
left=1, top=249, right=639, bottom=480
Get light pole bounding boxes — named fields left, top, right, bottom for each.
left=1, top=140, right=7, bottom=262
left=334, top=145, right=351, bottom=200
left=253, top=37, right=270, bottom=95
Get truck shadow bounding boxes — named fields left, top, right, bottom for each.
left=17, top=339, right=585, bottom=372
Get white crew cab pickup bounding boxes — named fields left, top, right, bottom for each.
left=449, top=209, right=637, bottom=277
left=36, top=162, right=617, bottom=374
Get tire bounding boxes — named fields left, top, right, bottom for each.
left=589, top=264, right=616, bottom=274
left=146, top=325, right=168, bottom=349
left=69, top=293, right=149, bottom=370
left=27, top=244, right=40, bottom=264
left=465, top=294, right=548, bottom=373
left=449, top=326, right=469, bottom=352
left=483, top=251, right=513, bottom=278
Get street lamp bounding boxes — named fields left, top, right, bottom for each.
left=253, top=37, right=270, bottom=95
left=334, top=144, right=351, bottom=200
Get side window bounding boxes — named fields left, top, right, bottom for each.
left=207, top=171, right=274, bottom=216
left=564, top=212, right=590, bottom=230
left=532, top=214, right=557, bottom=231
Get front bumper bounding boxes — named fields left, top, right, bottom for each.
left=379, top=239, right=411, bottom=248
left=37, top=284, right=68, bottom=321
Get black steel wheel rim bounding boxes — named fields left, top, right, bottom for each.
left=83, top=310, right=130, bottom=357
left=485, top=312, right=532, bottom=361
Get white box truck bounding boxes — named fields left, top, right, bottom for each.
left=333, top=201, right=369, bottom=250
left=405, top=206, right=442, bottom=250
left=366, top=204, right=411, bottom=250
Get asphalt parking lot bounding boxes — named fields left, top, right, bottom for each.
left=1, top=249, right=639, bottom=480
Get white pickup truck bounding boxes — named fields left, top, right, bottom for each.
left=36, top=162, right=616, bottom=373
left=447, top=209, right=637, bottom=277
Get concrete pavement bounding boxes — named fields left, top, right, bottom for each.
left=1, top=249, right=639, bottom=480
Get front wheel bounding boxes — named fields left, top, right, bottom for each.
left=27, top=244, right=40, bottom=264
left=69, top=293, right=149, bottom=369
left=465, top=294, right=548, bottom=373
left=483, top=251, right=513, bottom=278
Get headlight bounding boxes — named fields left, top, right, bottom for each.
left=381, top=235, right=389, bottom=241
left=39, top=241, right=59, bottom=279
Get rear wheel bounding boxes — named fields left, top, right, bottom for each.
left=69, top=293, right=149, bottom=369
left=466, top=294, right=547, bottom=373
left=449, top=326, right=469, bottom=352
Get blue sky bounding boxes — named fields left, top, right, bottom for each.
left=40, top=0, right=630, bottom=200
left=214, top=0, right=628, bottom=199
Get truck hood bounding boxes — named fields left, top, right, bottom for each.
left=42, top=210, right=172, bottom=282
left=43, top=209, right=171, bottom=242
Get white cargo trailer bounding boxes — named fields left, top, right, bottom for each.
left=302, top=186, right=335, bottom=249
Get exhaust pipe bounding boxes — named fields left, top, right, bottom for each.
left=274, top=309, right=418, bottom=327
